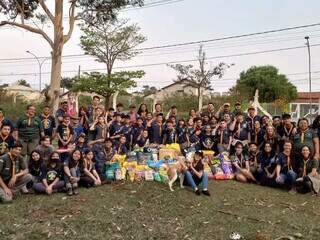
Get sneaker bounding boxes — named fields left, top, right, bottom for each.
left=202, top=190, right=211, bottom=196
left=73, top=187, right=79, bottom=195
left=195, top=189, right=201, bottom=195
left=67, top=188, right=73, bottom=196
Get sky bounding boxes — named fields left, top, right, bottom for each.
left=1, top=0, right=320, bottom=93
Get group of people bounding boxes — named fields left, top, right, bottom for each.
left=0, top=94, right=320, bottom=202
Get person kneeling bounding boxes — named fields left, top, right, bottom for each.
left=34, top=152, right=65, bottom=194
left=0, top=142, right=32, bottom=203
left=184, top=151, right=210, bottom=196
left=79, top=150, right=101, bottom=187
left=231, top=142, right=257, bottom=183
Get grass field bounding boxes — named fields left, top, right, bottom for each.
left=1, top=180, right=319, bottom=240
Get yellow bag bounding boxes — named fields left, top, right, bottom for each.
left=165, top=143, right=181, bottom=152
left=159, top=149, right=178, bottom=160
left=113, top=154, right=127, bottom=165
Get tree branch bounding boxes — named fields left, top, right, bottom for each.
left=39, top=0, right=54, bottom=23
left=63, top=1, right=77, bottom=44
left=0, top=21, right=54, bottom=48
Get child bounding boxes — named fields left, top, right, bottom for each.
left=183, top=151, right=210, bottom=196
left=63, top=150, right=82, bottom=195
left=39, top=106, right=56, bottom=139
left=71, top=116, right=84, bottom=142
left=34, top=152, right=65, bottom=194
left=163, top=120, right=177, bottom=145
left=56, top=115, right=73, bottom=149
left=114, top=136, right=128, bottom=155
left=231, top=142, right=256, bottom=183
left=215, top=120, right=231, bottom=153
left=79, top=150, right=101, bottom=187
left=200, top=125, right=214, bottom=151
left=135, top=130, right=150, bottom=148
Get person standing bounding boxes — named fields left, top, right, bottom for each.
left=39, top=106, right=56, bottom=139
left=0, top=142, right=32, bottom=203
left=16, top=105, right=44, bottom=158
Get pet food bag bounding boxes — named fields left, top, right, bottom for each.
left=145, top=170, right=154, bottom=181
left=159, top=149, right=178, bottom=160
left=113, top=154, right=127, bottom=166
left=153, top=172, right=162, bottom=182
left=164, top=143, right=181, bottom=152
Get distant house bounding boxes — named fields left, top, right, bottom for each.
left=290, top=92, right=320, bottom=122
left=144, top=80, right=211, bottom=102
left=4, top=83, right=43, bottom=103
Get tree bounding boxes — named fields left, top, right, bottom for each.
left=233, top=65, right=298, bottom=103
left=169, top=45, right=229, bottom=111
left=80, top=18, right=146, bottom=75
left=70, top=71, right=144, bottom=108
left=141, top=85, right=157, bottom=96
left=0, top=0, right=143, bottom=110
left=17, top=79, right=31, bottom=87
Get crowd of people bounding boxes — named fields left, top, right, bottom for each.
left=0, top=94, right=320, bottom=202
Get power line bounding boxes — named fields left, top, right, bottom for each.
left=1, top=22, right=320, bottom=62
left=1, top=43, right=319, bottom=77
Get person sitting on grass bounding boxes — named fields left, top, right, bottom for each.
left=79, top=149, right=101, bottom=188
left=257, top=142, right=277, bottom=187
left=34, top=152, right=65, bottom=195
left=248, top=142, right=261, bottom=182
left=0, top=141, right=32, bottom=203
left=275, top=141, right=297, bottom=190
left=231, top=142, right=257, bottom=183
left=28, top=150, right=43, bottom=185
left=114, top=136, right=128, bottom=155
left=295, top=145, right=319, bottom=194
left=184, top=151, right=210, bottom=196
left=63, top=149, right=82, bottom=196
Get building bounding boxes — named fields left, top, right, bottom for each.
left=144, top=80, right=211, bottom=102
left=290, top=92, right=320, bottom=122
left=4, top=82, right=43, bottom=103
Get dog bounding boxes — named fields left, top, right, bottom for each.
left=166, top=156, right=188, bottom=191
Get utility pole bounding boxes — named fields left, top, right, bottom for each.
left=305, top=36, right=312, bottom=116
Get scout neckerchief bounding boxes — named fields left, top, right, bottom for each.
left=237, top=154, right=245, bottom=168
left=302, top=157, right=310, bottom=177
left=41, top=113, right=50, bottom=129
left=248, top=115, right=256, bottom=130
left=0, top=132, right=8, bottom=154
left=157, top=121, right=163, bottom=137
left=118, top=144, right=123, bottom=154
left=300, top=128, right=308, bottom=144
left=254, top=128, right=261, bottom=143
left=62, top=123, right=70, bottom=140
left=284, top=124, right=294, bottom=138
left=251, top=152, right=258, bottom=166
left=284, top=152, right=293, bottom=171
left=26, top=113, right=34, bottom=127
left=0, top=132, right=8, bottom=143
left=8, top=153, right=16, bottom=178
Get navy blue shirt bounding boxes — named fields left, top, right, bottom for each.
left=132, top=125, right=145, bottom=145
left=149, top=123, right=163, bottom=144
left=39, top=114, right=56, bottom=137
left=176, top=126, right=187, bottom=144
left=109, top=122, right=123, bottom=137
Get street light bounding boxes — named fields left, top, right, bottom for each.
left=26, top=50, right=48, bottom=91
left=305, top=36, right=312, bottom=116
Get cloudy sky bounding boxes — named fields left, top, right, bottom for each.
left=1, top=0, right=320, bottom=93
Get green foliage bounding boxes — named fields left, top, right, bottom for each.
left=80, top=18, right=146, bottom=73
left=162, top=93, right=199, bottom=117
left=234, top=65, right=298, bottom=103
left=70, top=71, right=144, bottom=107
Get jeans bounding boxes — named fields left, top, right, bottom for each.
left=0, top=174, right=32, bottom=203
left=276, top=170, right=297, bottom=187
left=185, top=171, right=209, bottom=190
left=34, top=180, right=65, bottom=193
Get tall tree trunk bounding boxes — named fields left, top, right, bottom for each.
left=112, top=91, right=119, bottom=110
left=104, top=95, right=111, bottom=109
left=198, top=87, right=203, bottom=111
left=48, top=0, right=64, bottom=112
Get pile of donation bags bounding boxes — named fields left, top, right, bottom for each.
left=104, top=144, right=235, bottom=183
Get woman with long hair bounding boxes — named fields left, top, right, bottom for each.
left=257, top=142, right=277, bottom=186
left=137, top=104, right=149, bottom=120
left=295, top=145, right=319, bottom=194
left=79, top=150, right=101, bottom=187
left=63, top=149, right=82, bottom=196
